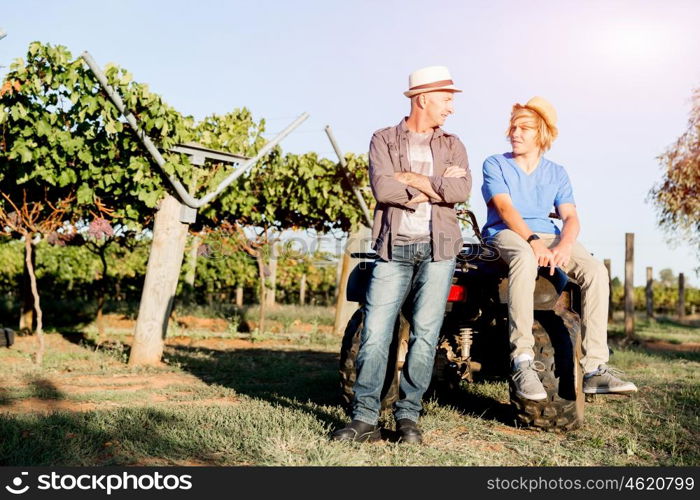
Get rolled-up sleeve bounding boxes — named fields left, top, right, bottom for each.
left=428, top=139, right=471, bottom=204
left=481, top=156, right=509, bottom=203
left=369, top=132, right=418, bottom=210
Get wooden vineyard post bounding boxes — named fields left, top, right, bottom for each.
left=129, top=195, right=189, bottom=365
left=646, top=266, right=654, bottom=320
left=300, top=273, right=307, bottom=306
left=80, top=53, right=308, bottom=366
left=624, top=233, right=635, bottom=340
left=19, top=242, right=36, bottom=332
left=678, top=273, right=686, bottom=320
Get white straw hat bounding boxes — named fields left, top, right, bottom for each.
left=404, top=65, right=462, bottom=97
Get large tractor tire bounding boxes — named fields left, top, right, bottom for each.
left=509, top=308, right=584, bottom=431
left=339, top=308, right=409, bottom=415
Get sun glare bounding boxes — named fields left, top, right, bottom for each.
left=601, top=21, right=669, bottom=63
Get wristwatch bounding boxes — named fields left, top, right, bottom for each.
left=527, top=234, right=540, bottom=244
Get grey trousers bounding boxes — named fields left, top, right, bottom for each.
left=491, top=230, right=610, bottom=373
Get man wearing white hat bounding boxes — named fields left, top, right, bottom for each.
left=481, top=96, right=637, bottom=402
left=332, top=66, right=471, bottom=444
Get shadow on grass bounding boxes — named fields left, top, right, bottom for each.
left=609, top=319, right=700, bottom=337
left=653, top=316, right=700, bottom=329
left=165, top=345, right=345, bottom=428
left=605, top=334, right=700, bottom=363
left=0, top=378, right=65, bottom=407
left=162, top=341, right=521, bottom=430
left=0, top=408, right=226, bottom=466
left=0, top=344, right=342, bottom=466
left=629, top=344, right=700, bottom=363
left=427, top=375, right=516, bottom=427
left=54, top=329, right=133, bottom=363
left=53, top=329, right=347, bottom=427
left=167, top=342, right=524, bottom=430
left=26, top=377, right=64, bottom=401
left=55, top=329, right=97, bottom=348
left=0, top=387, right=11, bottom=406
left=0, top=298, right=95, bottom=333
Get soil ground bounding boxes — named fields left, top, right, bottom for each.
left=1, top=310, right=697, bottom=466
left=1, top=312, right=697, bottom=416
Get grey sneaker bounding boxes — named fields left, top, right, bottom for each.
left=583, top=364, right=638, bottom=394
left=512, top=360, right=547, bottom=401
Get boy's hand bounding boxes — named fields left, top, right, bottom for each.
left=550, top=242, right=573, bottom=272
left=530, top=239, right=555, bottom=271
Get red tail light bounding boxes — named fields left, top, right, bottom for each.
left=447, top=284, right=466, bottom=302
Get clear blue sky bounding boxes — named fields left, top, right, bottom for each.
left=2, top=0, right=699, bottom=285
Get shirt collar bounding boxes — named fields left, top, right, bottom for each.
left=397, top=117, right=444, bottom=138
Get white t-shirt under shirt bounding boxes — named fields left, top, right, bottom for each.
left=395, top=130, right=433, bottom=245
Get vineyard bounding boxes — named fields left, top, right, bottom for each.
left=1, top=41, right=699, bottom=358
left=0, top=42, right=373, bottom=361
left=1, top=236, right=697, bottom=336
left=0, top=237, right=340, bottom=325
left=0, top=39, right=698, bottom=468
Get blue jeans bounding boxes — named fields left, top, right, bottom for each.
left=352, top=243, right=456, bottom=425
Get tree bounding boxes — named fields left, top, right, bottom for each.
left=200, top=150, right=369, bottom=332
left=174, top=109, right=267, bottom=306
left=0, top=42, right=192, bottom=340
left=189, top=230, right=258, bottom=306
left=2, top=41, right=371, bottom=365
left=0, top=191, right=73, bottom=363
left=0, top=42, right=191, bottom=224
left=649, top=87, right=700, bottom=272
left=658, top=268, right=677, bottom=288
left=47, top=218, right=141, bottom=338
left=1, top=41, right=198, bottom=365
left=180, top=123, right=369, bottom=329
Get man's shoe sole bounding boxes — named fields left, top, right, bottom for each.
left=331, top=429, right=381, bottom=443
left=584, top=386, right=637, bottom=394
left=397, top=434, right=422, bottom=444
left=515, top=390, right=548, bottom=401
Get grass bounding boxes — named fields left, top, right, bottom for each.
left=634, top=318, right=700, bottom=344
left=171, top=302, right=336, bottom=327
left=73, top=304, right=337, bottom=344
left=608, top=311, right=700, bottom=344
left=0, top=312, right=697, bottom=466
left=243, top=304, right=336, bottom=327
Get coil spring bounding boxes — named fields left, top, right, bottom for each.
left=459, top=327, right=473, bottom=359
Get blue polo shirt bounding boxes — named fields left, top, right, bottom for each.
left=481, top=153, right=575, bottom=239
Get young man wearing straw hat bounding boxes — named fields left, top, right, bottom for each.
left=331, top=66, right=471, bottom=444
left=481, top=96, right=637, bottom=401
